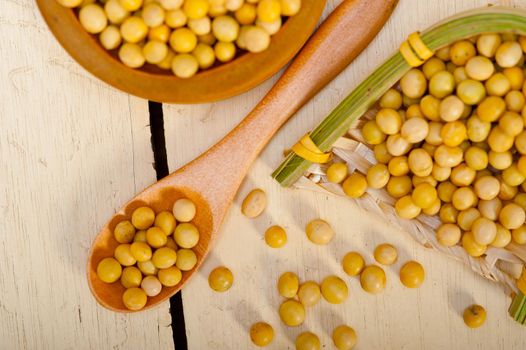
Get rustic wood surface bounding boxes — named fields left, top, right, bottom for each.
left=3, top=0, right=526, bottom=349
left=0, top=0, right=173, bottom=349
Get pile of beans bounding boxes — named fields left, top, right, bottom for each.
left=270, top=233, right=425, bottom=349
left=276, top=271, right=355, bottom=349
left=240, top=189, right=358, bottom=349
left=345, top=244, right=425, bottom=292
left=327, top=33, right=526, bottom=259
left=96, top=198, right=200, bottom=311
left=56, top=0, right=301, bottom=78
left=240, top=188, right=426, bottom=348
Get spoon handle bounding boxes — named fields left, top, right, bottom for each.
left=175, top=0, right=398, bottom=220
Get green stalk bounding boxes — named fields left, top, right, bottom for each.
left=509, top=292, right=526, bottom=324
left=510, top=267, right=526, bottom=324
left=272, top=7, right=526, bottom=187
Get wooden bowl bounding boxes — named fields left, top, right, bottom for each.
left=36, top=0, right=327, bottom=103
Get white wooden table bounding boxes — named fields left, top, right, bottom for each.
left=2, top=0, right=526, bottom=349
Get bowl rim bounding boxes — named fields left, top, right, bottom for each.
left=36, top=0, right=327, bottom=104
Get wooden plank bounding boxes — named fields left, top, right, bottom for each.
left=0, top=1, right=173, bottom=349
left=164, top=0, right=526, bottom=348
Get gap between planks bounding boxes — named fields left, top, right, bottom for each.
left=149, top=100, right=188, bottom=350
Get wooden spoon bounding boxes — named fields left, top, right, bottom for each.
left=88, top=0, right=399, bottom=312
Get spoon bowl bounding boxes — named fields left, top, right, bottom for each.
left=87, top=0, right=398, bottom=312
left=88, top=181, right=214, bottom=311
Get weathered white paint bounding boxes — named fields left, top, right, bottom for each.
left=1, top=1, right=172, bottom=349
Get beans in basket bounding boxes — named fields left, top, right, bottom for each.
left=351, top=33, right=526, bottom=258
